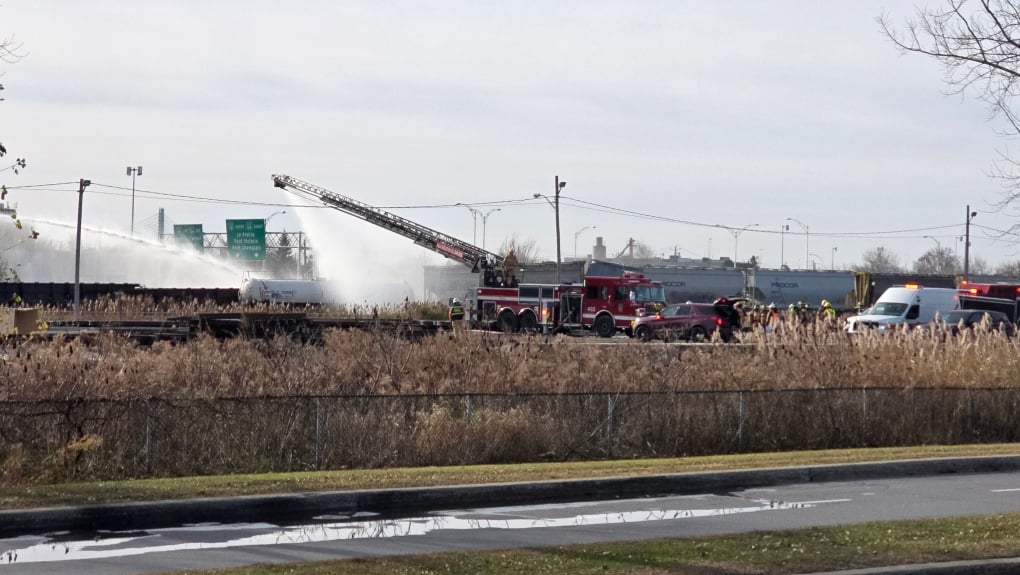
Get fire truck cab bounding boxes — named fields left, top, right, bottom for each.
left=468, top=272, right=665, bottom=337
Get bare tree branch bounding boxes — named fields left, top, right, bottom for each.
left=880, top=0, right=1020, bottom=229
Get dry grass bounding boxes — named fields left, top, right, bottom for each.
left=2, top=304, right=1020, bottom=484
left=0, top=314, right=1017, bottom=401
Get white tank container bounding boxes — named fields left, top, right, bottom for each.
left=239, top=278, right=328, bottom=304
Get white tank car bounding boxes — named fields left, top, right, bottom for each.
left=239, top=278, right=329, bottom=305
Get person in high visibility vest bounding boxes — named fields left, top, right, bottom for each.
left=448, top=298, right=465, bottom=333
left=819, top=299, right=837, bottom=324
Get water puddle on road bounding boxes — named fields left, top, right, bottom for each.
left=0, top=496, right=814, bottom=565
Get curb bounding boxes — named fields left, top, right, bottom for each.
left=800, top=556, right=1020, bottom=574
left=2, top=454, right=1019, bottom=538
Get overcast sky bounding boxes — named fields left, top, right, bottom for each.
left=3, top=1, right=1018, bottom=294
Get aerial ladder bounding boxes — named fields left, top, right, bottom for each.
left=271, top=174, right=509, bottom=286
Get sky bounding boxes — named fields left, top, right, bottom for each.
left=2, top=1, right=1019, bottom=297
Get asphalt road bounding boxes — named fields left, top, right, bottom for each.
left=3, top=466, right=1020, bottom=574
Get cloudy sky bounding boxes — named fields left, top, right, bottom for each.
left=2, top=1, right=1018, bottom=295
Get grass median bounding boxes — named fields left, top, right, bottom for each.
left=2, top=443, right=1017, bottom=510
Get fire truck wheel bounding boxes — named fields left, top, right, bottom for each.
left=594, top=315, right=615, bottom=338
left=634, top=325, right=651, bottom=342
left=498, top=310, right=519, bottom=333
left=518, top=311, right=538, bottom=332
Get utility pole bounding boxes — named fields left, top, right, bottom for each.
left=555, top=176, right=564, bottom=284
left=964, top=204, right=977, bottom=280
left=74, top=178, right=92, bottom=322
left=127, top=166, right=142, bottom=236
left=780, top=224, right=788, bottom=268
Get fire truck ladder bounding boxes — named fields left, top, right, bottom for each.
left=272, top=174, right=503, bottom=277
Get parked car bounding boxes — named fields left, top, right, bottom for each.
left=630, top=299, right=738, bottom=342
left=936, top=309, right=1016, bottom=336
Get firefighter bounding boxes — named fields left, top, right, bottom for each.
left=448, top=298, right=465, bottom=333
left=819, top=299, right=837, bottom=324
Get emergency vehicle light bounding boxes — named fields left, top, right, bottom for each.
left=904, top=283, right=920, bottom=289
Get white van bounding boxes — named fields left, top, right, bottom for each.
left=845, top=285, right=960, bottom=333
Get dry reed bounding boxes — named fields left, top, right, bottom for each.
left=2, top=304, right=1019, bottom=484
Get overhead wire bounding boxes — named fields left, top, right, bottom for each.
left=4, top=180, right=1013, bottom=242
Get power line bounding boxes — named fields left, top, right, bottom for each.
left=6, top=180, right=1017, bottom=242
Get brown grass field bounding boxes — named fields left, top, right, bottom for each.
left=1, top=298, right=1018, bottom=484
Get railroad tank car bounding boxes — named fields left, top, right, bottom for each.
left=238, top=278, right=330, bottom=305
left=746, top=269, right=855, bottom=308
left=639, top=266, right=745, bottom=303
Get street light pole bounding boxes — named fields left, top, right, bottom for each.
left=534, top=177, right=566, bottom=283
left=555, top=176, right=564, bottom=284
left=459, top=205, right=479, bottom=245
left=481, top=208, right=500, bottom=250
left=126, top=166, right=142, bottom=236
left=574, top=225, right=596, bottom=259
left=74, top=178, right=92, bottom=322
left=264, top=210, right=286, bottom=227
left=831, top=246, right=838, bottom=271
left=780, top=224, right=789, bottom=268
left=728, top=223, right=758, bottom=264
left=786, top=217, right=809, bottom=269
left=964, top=205, right=977, bottom=280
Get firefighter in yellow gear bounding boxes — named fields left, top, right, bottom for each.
left=448, top=298, right=465, bottom=334
left=820, top=299, right=837, bottom=323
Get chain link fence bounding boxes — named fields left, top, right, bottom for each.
left=2, top=387, right=1019, bottom=482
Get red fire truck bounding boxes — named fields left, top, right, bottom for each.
left=270, top=175, right=666, bottom=336
left=468, top=272, right=666, bottom=337
left=957, top=280, right=1020, bottom=321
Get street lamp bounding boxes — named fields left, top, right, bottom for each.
left=533, top=175, right=566, bottom=283
left=808, top=253, right=822, bottom=271
left=727, top=223, right=758, bottom=264
left=574, top=225, right=596, bottom=259
left=126, top=166, right=143, bottom=236
left=964, top=205, right=978, bottom=280
left=780, top=224, right=789, bottom=268
left=456, top=204, right=480, bottom=245
left=481, top=208, right=500, bottom=250
left=923, top=235, right=941, bottom=251
left=786, top=217, right=809, bottom=269
left=74, top=178, right=92, bottom=322
left=830, top=246, right=838, bottom=271
left=265, top=210, right=286, bottom=227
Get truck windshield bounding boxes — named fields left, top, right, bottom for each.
left=631, top=285, right=666, bottom=303
left=870, top=302, right=908, bottom=316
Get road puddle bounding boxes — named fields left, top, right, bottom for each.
left=0, top=496, right=813, bottom=564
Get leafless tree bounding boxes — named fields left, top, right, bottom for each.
left=879, top=1, right=1020, bottom=225
left=995, top=259, right=1020, bottom=274
left=0, top=30, right=27, bottom=280
left=855, top=246, right=903, bottom=273
left=497, top=234, right=540, bottom=264
left=913, top=246, right=961, bottom=274
left=971, top=254, right=992, bottom=274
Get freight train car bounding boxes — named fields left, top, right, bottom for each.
left=639, top=266, right=745, bottom=304
left=745, top=269, right=855, bottom=309
left=0, top=282, right=239, bottom=307
left=238, top=278, right=337, bottom=305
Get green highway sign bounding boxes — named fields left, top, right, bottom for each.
left=173, top=224, right=204, bottom=252
left=226, top=219, right=267, bottom=261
